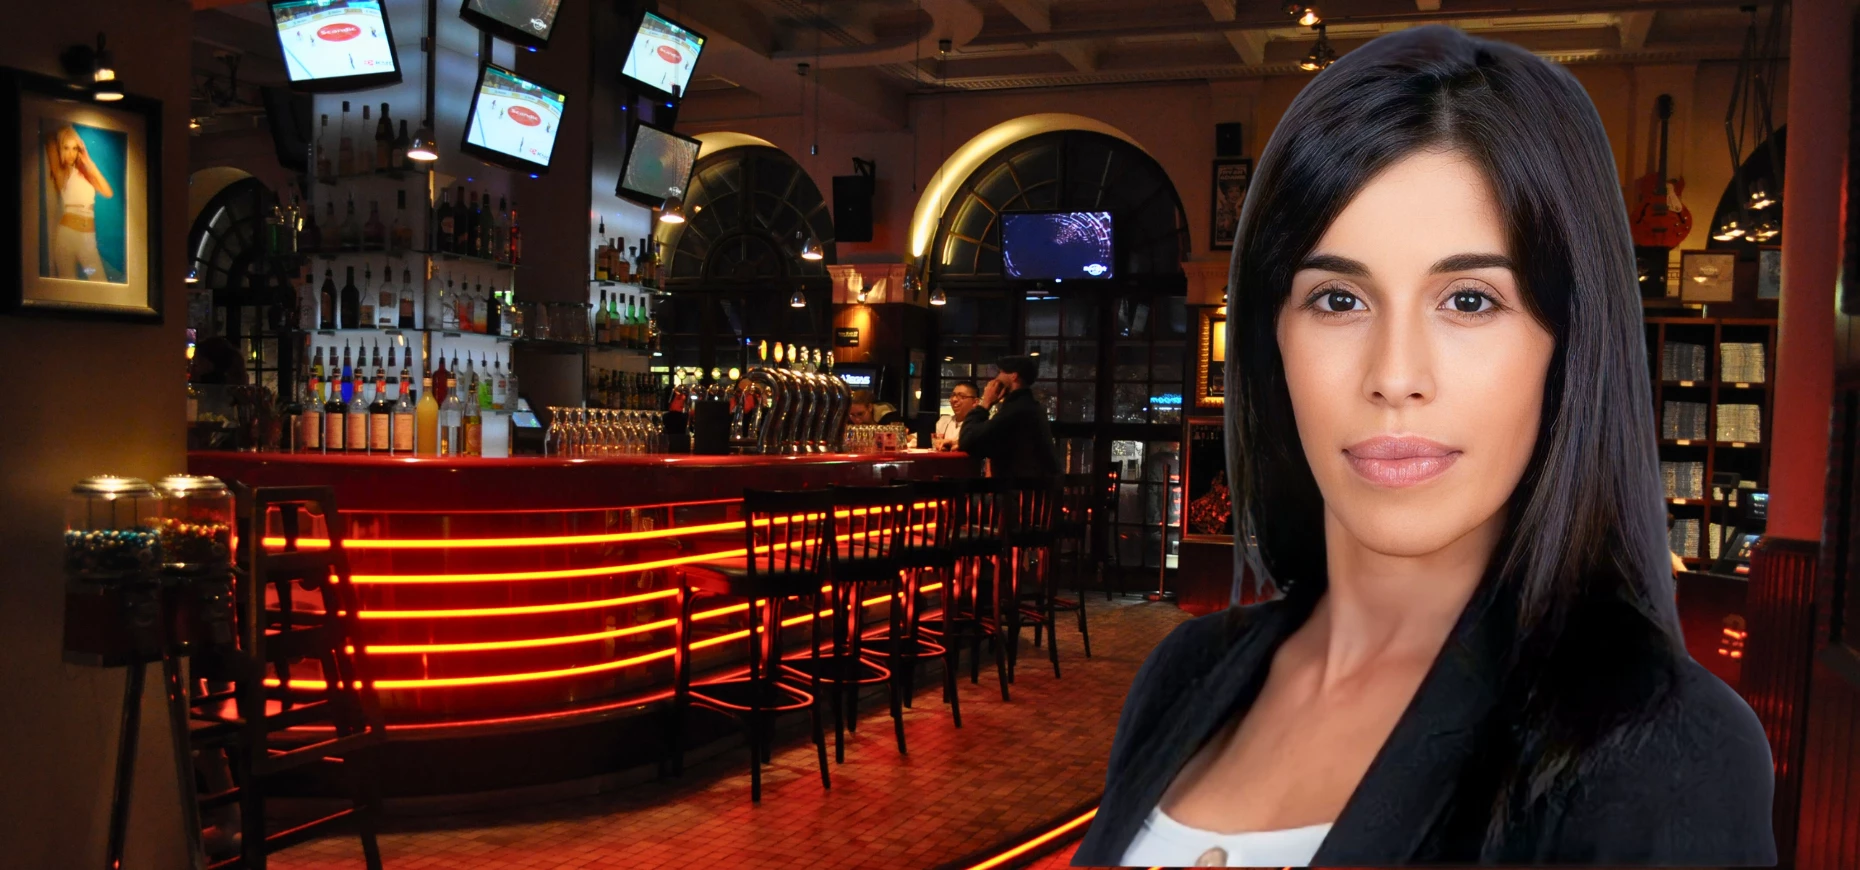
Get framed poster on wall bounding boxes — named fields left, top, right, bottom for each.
left=0, top=68, right=162, bottom=322
left=1210, top=157, right=1250, bottom=252
left=1680, top=250, right=1736, bottom=303
left=1182, top=417, right=1232, bottom=542
left=1195, top=307, right=1226, bottom=409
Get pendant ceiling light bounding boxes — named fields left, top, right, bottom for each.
left=1717, top=3, right=1785, bottom=244
left=407, top=123, right=439, bottom=162
left=1299, top=24, right=1336, bottom=72
left=789, top=288, right=808, bottom=308
left=801, top=236, right=824, bottom=260
left=90, top=34, right=123, bottom=102
left=659, top=192, right=686, bottom=224
left=1298, top=6, right=1321, bottom=26
left=928, top=286, right=947, bottom=306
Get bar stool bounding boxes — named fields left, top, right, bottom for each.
left=870, top=476, right=960, bottom=726
left=926, top=475, right=1015, bottom=702
left=188, top=485, right=385, bottom=870
left=782, top=483, right=912, bottom=760
left=1041, top=473, right=1097, bottom=658
left=671, top=489, right=833, bottom=803
left=1004, top=478, right=1062, bottom=681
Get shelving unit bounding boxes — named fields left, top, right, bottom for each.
left=1644, top=316, right=1778, bottom=568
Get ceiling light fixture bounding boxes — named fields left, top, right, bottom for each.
left=1712, top=218, right=1745, bottom=242
left=1298, top=6, right=1321, bottom=26
left=89, top=34, right=122, bottom=101
left=659, top=191, right=686, bottom=224
left=1300, top=24, right=1336, bottom=72
left=407, top=123, right=438, bottom=161
left=801, top=235, right=824, bottom=261
left=928, top=285, right=947, bottom=306
left=789, top=288, right=807, bottom=308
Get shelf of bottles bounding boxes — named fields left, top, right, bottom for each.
left=586, top=216, right=664, bottom=355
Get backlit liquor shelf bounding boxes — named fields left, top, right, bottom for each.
left=185, top=451, right=972, bottom=735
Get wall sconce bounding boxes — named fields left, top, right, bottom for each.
left=61, top=33, right=123, bottom=102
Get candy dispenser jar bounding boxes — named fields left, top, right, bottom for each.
left=64, top=476, right=163, bottom=581
left=155, top=475, right=234, bottom=572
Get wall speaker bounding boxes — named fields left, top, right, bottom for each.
left=1215, top=122, right=1245, bottom=157
left=834, top=174, right=875, bottom=243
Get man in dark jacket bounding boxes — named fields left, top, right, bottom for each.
left=958, top=355, right=1060, bottom=480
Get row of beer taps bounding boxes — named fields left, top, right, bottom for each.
left=730, top=342, right=851, bottom=454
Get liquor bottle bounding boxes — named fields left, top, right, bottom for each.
left=499, top=291, right=515, bottom=338
left=477, top=353, right=493, bottom=410
left=594, top=218, right=609, bottom=281
left=309, top=345, right=326, bottom=399
left=486, top=285, right=501, bottom=336
left=376, top=261, right=396, bottom=328
left=625, top=296, right=639, bottom=348
left=475, top=190, right=489, bottom=259
left=357, top=104, right=373, bottom=173
left=347, top=365, right=370, bottom=453
left=370, top=341, right=386, bottom=402
left=455, top=187, right=471, bottom=255
left=390, top=190, right=410, bottom=255
left=297, top=370, right=321, bottom=453
left=322, top=201, right=340, bottom=254
left=374, top=102, right=393, bottom=171
left=300, top=198, right=322, bottom=254
left=324, top=370, right=347, bottom=453
left=463, top=385, right=483, bottom=456
left=340, top=267, right=360, bottom=329
left=392, top=359, right=416, bottom=455
left=340, top=340, right=355, bottom=403
left=358, top=262, right=376, bottom=327
left=504, top=364, right=520, bottom=415
left=443, top=274, right=461, bottom=330
left=297, top=270, right=318, bottom=330
left=424, top=268, right=444, bottom=329
left=647, top=304, right=662, bottom=354
left=472, top=282, right=488, bottom=334
left=453, top=278, right=471, bottom=333
left=317, top=269, right=337, bottom=331
left=393, top=119, right=410, bottom=170
left=615, top=243, right=631, bottom=283
left=315, top=113, right=332, bottom=179
left=492, top=356, right=509, bottom=410
left=507, top=201, right=521, bottom=265
left=416, top=365, right=439, bottom=454
left=439, top=376, right=464, bottom=456
left=432, top=352, right=450, bottom=404
left=362, top=200, right=385, bottom=251
left=435, top=188, right=454, bottom=254
left=610, top=293, right=623, bottom=346
left=595, top=289, right=610, bottom=344
left=384, top=345, right=398, bottom=399
left=341, top=192, right=362, bottom=251
left=369, top=353, right=393, bottom=453
left=494, top=197, right=510, bottom=263
left=337, top=100, right=355, bottom=176
left=398, top=268, right=416, bottom=329
left=461, top=353, right=478, bottom=408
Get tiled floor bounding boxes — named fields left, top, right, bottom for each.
left=269, top=597, right=1189, bottom=870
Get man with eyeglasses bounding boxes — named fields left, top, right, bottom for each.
left=933, top=380, right=982, bottom=451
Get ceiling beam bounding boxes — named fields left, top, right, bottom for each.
left=967, top=0, right=1757, bottom=47
left=997, top=0, right=1052, bottom=33
left=1202, top=0, right=1237, bottom=22
left=1054, top=40, right=1103, bottom=72
left=1223, top=30, right=1269, bottom=65
left=1619, top=10, right=1657, bottom=48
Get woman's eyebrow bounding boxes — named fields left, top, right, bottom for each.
left=1296, top=252, right=1517, bottom=276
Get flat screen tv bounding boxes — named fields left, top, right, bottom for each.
left=616, top=122, right=701, bottom=208
left=269, top=0, right=404, bottom=92
left=1000, top=211, right=1115, bottom=282
left=459, top=0, right=563, bottom=48
left=460, top=63, right=567, bottom=173
left=620, top=12, right=707, bottom=100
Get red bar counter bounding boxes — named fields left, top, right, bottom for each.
left=187, top=450, right=974, bottom=735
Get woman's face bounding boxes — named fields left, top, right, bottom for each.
left=1276, top=148, right=1554, bottom=560
left=57, top=130, right=81, bottom=168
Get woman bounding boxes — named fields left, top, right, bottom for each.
left=1075, top=25, right=1773, bottom=867
left=44, top=124, right=115, bottom=281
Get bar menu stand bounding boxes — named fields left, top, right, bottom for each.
left=63, top=570, right=214, bottom=870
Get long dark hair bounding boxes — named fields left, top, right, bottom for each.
left=1221, top=24, right=1684, bottom=853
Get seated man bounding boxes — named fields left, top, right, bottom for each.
left=958, top=355, right=1060, bottom=481
left=933, top=380, right=981, bottom=450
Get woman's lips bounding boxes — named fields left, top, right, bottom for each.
left=1343, top=436, right=1461, bottom=487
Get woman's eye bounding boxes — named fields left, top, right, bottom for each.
left=1320, top=290, right=1363, bottom=312
left=1447, top=290, right=1494, bottom=314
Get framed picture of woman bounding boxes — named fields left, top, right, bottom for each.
left=1210, top=157, right=1250, bottom=252
left=0, top=68, right=162, bottom=322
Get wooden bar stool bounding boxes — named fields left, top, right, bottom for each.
left=188, top=484, right=385, bottom=870
left=671, top=488, right=833, bottom=802
left=1041, top=473, right=1097, bottom=658
left=931, top=475, right=1015, bottom=702
left=1004, top=478, right=1061, bottom=681
left=868, top=477, right=960, bottom=725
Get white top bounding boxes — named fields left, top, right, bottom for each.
left=1120, top=806, right=1332, bottom=867
left=61, top=169, right=96, bottom=216
left=935, top=413, right=970, bottom=443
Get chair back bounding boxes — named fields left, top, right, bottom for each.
left=827, top=483, right=912, bottom=569
left=945, top=475, right=1009, bottom=541
left=1058, top=473, right=1095, bottom=530
left=740, top=488, right=836, bottom=578
left=1007, top=477, right=1058, bottom=540
left=898, top=477, right=964, bottom=552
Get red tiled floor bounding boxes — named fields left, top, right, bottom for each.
left=265, top=598, right=1188, bottom=870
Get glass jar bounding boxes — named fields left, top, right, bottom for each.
left=155, top=475, right=234, bottom=572
left=65, top=476, right=163, bottom=580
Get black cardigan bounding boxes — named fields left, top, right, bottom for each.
left=1074, top=574, right=1777, bottom=866
left=958, top=387, right=1060, bottom=481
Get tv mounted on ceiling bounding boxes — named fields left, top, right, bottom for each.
left=459, top=63, right=568, bottom=174
left=616, top=121, right=702, bottom=209
left=269, top=0, right=405, bottom=92
left=1000, top=211, right=1116, bottom=283
left=459, top=0, right=564, bottom=49
left=620, top=11, right=707, bottom=101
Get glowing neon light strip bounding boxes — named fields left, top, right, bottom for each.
left=355, top=587, right=679, bottom=619
left=958, top=807, right=1099, bottom=870
left=364, top=618, right=680, bottom=654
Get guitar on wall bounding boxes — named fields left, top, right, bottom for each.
left=1631, top=94, right=1692, bottom=248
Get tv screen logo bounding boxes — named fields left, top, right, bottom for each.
left=1082, top=263, right=1109, bottom=277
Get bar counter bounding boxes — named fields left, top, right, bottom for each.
left=186, top=450, right=975, bottom=738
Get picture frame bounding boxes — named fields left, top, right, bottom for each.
left=1210, top=157, right=1250, bottom=252
left=1680, top=250, right=1736, bottom=303
left=1757, top=246, right=1781, bottom=300
left=1182, top=417, right=1233, bottom=543
left=1194, top=307, right=1226, bottom=409
left=0, top=68, right=162, bottom=322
